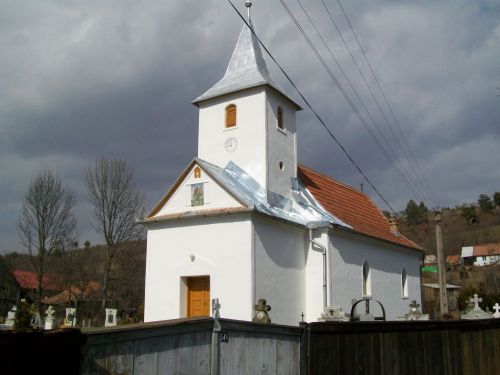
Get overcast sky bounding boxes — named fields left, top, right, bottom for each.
left=1, top=0, right=499, bottom=253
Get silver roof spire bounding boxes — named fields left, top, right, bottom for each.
left=192, top=3, right=301, bottom=109
left=245, top=0, right=252, bottom=21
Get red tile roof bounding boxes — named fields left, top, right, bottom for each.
left=472, top=243, right=500, bottom=257
left=12, top=270, right=61, bottom=290
left=446, top=255, right=461, bottom=265
left=298, top=165, right=421, bottom=250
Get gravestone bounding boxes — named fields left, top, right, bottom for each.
left=252, top=299, right=271, bottom=324
left=461, top=294, right=493, bottom=320
left=31, top=312, right=43, bottom=329
left=105, top=308, right=117, bottom=327
left=44, top=305, right=55, bottom=330
left=493, top=303, right=500, bottom=319
left=319, top=306, right=349, bottom=322
left=4, top=305, right=16, bottom=327
left=64, top=307, right=77, bottom=327
left=398, top=300, right=430, bottom=321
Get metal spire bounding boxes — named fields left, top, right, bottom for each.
left=245, top=0, right=252, bottom=21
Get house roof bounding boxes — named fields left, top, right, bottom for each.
left=446, top=255, right=461, bottom=265
left=192, top=20, right=300, bottom=109
left=471, top=243, right=500, bottom=257
left=297, top=165, right=421, bottom=250
left=44, top=282, right=101, bottom=305
left=12, top=270, right=60, bottom=290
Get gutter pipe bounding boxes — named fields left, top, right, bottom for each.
left=307, top=221, right=330, bottom=312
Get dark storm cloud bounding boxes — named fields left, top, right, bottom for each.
left=1, top=0, right=499, bottom=252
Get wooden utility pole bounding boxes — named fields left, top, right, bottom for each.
left=434, top=211, right=448, bottom=317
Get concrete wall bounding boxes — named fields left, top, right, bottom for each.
left=198, top=87, right=268, bottom=188
left=329, top=229, right=422, bottom=320
left=252, top=217, right=307, bottom=326
left=144, top=215, right=253, bottom=322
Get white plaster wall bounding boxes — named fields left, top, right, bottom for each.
left=328, top=229, right=422, bottom=320
left=305, top=229, right=330, bottom=322
left=252, top=217, right=307, bottom=326
left=155, top=164, right=242, bottom=217
left=265, top=88, right=298, bottom=198
left=198, top=87, right=267, bottom=188
left=144, top=216, right=253, bottom=322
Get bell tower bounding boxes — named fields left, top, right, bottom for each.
left=192, top=2, right=301, bottom=198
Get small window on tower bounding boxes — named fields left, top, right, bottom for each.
left=191, top=183, right=204, bottom=206
left=225, top=104, right=237, bottom=128
left=277, top=106, right=284, bottom=130
left=194, top=166, right=201, bottom=179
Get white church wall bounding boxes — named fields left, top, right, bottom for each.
left=265, top=88, right=298, bottom=198
left=197, top=87, right=267, bottom=188
left=155, top=164, right=242, bottom=217
left=305, top=229, right=330, bottom=322
left=328, top=230, right=422, bottom=320
left=252, top=217, right=307, bottom=326
left=144, top=215, right=253, bottom=322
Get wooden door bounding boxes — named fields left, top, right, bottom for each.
left=187, top=276, right=210, bottom=317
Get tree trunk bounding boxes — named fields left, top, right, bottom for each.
left=101, top=247, right=114, bottom=317
left=37, top=272, right=43, bottom=316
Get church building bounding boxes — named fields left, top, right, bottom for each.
left=142, top=4, right=423, bottom=325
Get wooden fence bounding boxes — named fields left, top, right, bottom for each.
left=1, top=318, right=499, bottom=374
left=305, top=319, right=500, bottom=375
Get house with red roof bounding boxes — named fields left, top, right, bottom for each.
left=12, top=270, right=61, bottom=303
left=142, top=8, right=423, bottom=325
left=461, top=243, right=500, bottom=267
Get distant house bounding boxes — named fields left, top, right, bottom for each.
left=12, top=270, right=61, bottom=303
left=461, top=244, right=500, bottom=267
left=0, top=259, right=20, bottom=320
left=44, top=282, right=100, bottom=305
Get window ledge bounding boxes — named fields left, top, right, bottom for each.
left=401, top=296, right=409, bottom=300
left=277, top=127, right=287, bottom=135
left=223, top=126, right=239, bottom=132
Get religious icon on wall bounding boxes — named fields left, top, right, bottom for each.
left=191, top=183, right=204, bottom=206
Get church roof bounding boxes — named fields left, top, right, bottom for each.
left=192, top=20, right=301, bottom=109
left=298, top=165, right=421, bottom=250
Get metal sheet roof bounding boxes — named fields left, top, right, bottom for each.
left=196, top=158, right=350, bottom=229
left=192, top=21, right=301, bottom=108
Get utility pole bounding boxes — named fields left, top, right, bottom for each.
left=434, top=211, right=448, bottom=317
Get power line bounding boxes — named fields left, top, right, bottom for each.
left=336, top=0, right=438, bottom=207
left=293, top=0, right=429, bottom=205
left=226, top=0, right=397, bottom=214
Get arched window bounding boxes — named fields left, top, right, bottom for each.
left=193, top=166, right=201, bottom=179
left=225, top=104, right=237, bottom=128
left=362, top=261, right=371, bottom=297
left=401, top=268, right=408, bottom=298
left=277, top=106, right=284, bottom=130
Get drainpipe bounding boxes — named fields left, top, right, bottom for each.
left=307, top=222, right=329, bottom=312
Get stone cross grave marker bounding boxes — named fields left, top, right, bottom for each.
left=493, top=303, right=500, bottom=318
left=252, top=299, right=271, bottom=324
left=470, top=294, right=482, bottom=309
left=44, top=305, right=55, bottom=330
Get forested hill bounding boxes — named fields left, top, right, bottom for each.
left=397, top=193, right=500, bottom=256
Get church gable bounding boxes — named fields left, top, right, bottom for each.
left=147, top=160, right=245, bottom=219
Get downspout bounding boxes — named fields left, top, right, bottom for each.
left=307, top=222, right=330, bottom=312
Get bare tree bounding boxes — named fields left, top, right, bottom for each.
left=85, top=158, right=144, bottom=314
left=17, top=170, right=77, bottom=313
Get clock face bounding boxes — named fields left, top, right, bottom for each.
left=224, top=137, right=238, bottom=153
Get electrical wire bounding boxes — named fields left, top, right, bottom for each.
left=293, top=0, right=429, bottom=205
left=335, top=0, right=438, bottom=207
left=226, top=0, right=397, bottom=214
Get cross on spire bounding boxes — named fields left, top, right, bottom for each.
left=245, top=0, right=252, bottom=21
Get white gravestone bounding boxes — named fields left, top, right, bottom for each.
left=44, top=305, right=55, bottom=330
left=5, top=305, right=16, bottom=327
left=461, top=294, right=493, bottom=320
left=105, top=308, right=117, bottom=327
left=493, top=303, right=500, bottom=319
left=319, top=306, right=349, bottom=322
left=398, top=300, right=430, bottom=321
left=65, top=308, right=77, bottom=327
